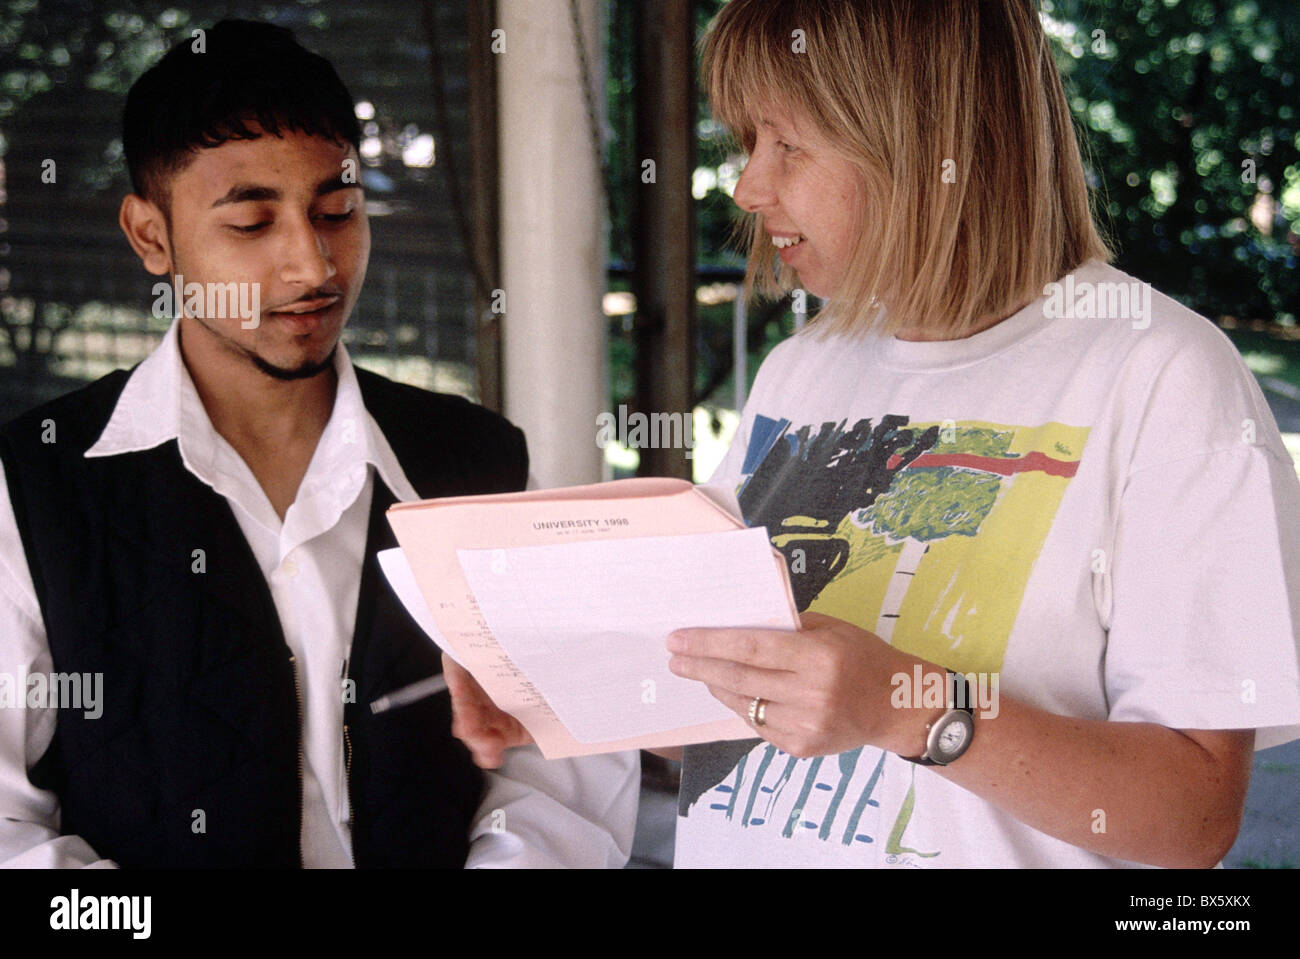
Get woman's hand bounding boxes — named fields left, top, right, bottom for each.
left=666, top=611, right=923, bottom=758
left=443, top=653, right=535, bottom=769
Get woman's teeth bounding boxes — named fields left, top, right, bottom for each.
left=772, top=235, right=805, bottom=249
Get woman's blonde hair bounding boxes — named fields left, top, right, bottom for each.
left=701, top=0, right=1114, bottom=339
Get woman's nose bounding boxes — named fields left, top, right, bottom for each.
left=732, top=153, right=774, bottom=214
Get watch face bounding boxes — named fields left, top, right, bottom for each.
left=932, top=712, right=975, bottom=762
left=938, top=724, right=968, bottom=755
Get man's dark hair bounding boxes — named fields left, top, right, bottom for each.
left=122, top=19, right=361, bottom=213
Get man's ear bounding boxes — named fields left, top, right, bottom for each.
left=119, top=193, right=174, bottom=276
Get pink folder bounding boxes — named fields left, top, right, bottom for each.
left=386, top=478, right=799, bottom=758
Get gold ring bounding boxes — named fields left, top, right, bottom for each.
left=748, top=696, right=768, bottom=728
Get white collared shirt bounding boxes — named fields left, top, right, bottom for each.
left=0, top=321, right=638, bottom=868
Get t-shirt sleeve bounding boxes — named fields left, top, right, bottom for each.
left=1102, top=328, right=1300, bottom=749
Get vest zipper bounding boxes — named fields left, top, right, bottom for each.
left=289, top=654, right=305, bottom=869
left=343, top=722, right=354, bottom=842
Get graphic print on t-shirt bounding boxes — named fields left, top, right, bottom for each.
left=680, top=411, right=1089, bottom=862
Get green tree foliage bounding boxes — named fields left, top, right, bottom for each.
left=1047, top=0, right=1298, bottom=323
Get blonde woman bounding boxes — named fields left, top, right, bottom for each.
left=452, top=0, right=1300, bottom=868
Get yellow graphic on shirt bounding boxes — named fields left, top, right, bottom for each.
left=680, top=413, right=1090, bottom=859
left=808, top=419, right=1088, bottom=673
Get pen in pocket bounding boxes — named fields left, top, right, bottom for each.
left=369, top=675, right=450, bottom=714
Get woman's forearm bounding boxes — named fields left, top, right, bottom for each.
left=895, top=666, right=1255, bottom=868
left=669, top=618, right=1257, bottom=867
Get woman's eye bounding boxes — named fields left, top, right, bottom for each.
left=230, top=222, right=269, bottom=234
left=318, top=210, right=355, bottom=223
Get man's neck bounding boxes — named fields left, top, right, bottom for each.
left=177, top=319, right=338, bottom=518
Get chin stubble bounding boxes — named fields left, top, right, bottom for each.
left=250, top=344, right=338, bottom=381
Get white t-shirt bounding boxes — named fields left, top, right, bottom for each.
left=675, top=260, right=1300, bottom=868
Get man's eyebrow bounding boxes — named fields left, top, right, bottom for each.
left=314, top=174, right=358, bottom=197
left=211, top=184, right=280, bottom=208
left=210, top=175, right=359, bottom=208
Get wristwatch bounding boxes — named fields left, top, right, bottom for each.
left=901, top=670, right=975, bottom=766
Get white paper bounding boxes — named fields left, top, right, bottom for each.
left=377, top=547, right=464, bottom=667
left=456, top=526, right=797, bottom=743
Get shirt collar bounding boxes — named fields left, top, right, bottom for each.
left=85, top=320, right=419, bottom=503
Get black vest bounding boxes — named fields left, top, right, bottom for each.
left=0, top=366, right=528, bottom=867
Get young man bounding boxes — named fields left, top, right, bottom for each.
left=0, top=20, right=637, bottom=868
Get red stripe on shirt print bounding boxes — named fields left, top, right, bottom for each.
left=888, top=450, right=1079, bottom=477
